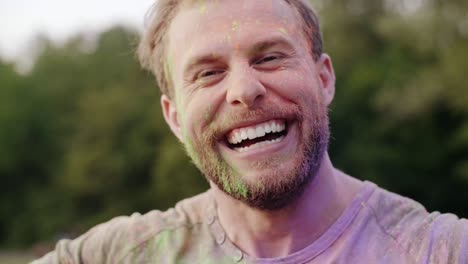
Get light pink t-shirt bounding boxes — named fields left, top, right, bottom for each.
left=32, top=181, right=468, bottom=263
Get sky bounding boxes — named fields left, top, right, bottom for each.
left=0, top=0, right=155, bottom=67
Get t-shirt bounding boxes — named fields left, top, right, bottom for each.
left=31, top=181, right=468, bottom=263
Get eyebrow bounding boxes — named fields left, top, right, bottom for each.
left=184, top=54, right=223, bottom=78
left=248, top=37, right=295, bottom=57
left=183, top=36, right=295, bottom=76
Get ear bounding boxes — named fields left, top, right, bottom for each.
left=317, top=53, right=336, bottom=106
left=161, top=94, right=184, bottom=142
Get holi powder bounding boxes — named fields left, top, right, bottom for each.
left=162, top=0, right=328, bottom=210
left=231, top=21, right=239, bottom=31
left=182, top=134, right=201, bottom=166
left=165, top=54, right=175, bottom=83
left=174, top=94, right=187, bottom=135
left=204, top=105, right=212, bottom=121
left=233, top=175, right=248, bottom=198
left=220, top=173, right=232, bottom=194
left=181, top=105, right=251, bottom=200
left=278, top=27, right=288, bottom=35
left=198, top=3, right=207, bottom=14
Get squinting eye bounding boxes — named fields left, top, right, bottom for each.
left=256, top=55, right=280, bottom=64
left=198, top=69, right=224, bottom=79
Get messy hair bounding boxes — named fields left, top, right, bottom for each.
left=137, top=0, right=322, bottom=98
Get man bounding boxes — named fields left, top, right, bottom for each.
left=33, top=0, right=467, bottom=263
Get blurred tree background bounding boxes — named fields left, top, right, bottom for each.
left=0, top=0, right=467, bottom=251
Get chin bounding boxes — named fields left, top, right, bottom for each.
left=185, top=102, right=330, bottom=210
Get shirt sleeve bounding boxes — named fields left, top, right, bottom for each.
left=30, top=215, right=139, bottom=264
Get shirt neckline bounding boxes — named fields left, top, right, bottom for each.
left=206, top=181, right=377, bottom=263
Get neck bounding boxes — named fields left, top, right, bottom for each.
left=210, top=153, right=363, bottom=258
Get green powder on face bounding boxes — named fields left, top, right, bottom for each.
left=233, top=177, right=248, bottom=198
left=279, top=27, right=288, bottom=34
left=183, top=134, right=203, bottom=169
left=179, top=106, right=251, bottom=200
left=220, top=173, right=232, bottom=194
left=204, top=105, right=212, bottom=122
left=164, top=53, right=175, bottom=87
left=218, top=160, right=249, bottom=199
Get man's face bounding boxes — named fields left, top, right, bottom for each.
left=163, top=0, right=335, bottom=210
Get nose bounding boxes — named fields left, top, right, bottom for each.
left=226, top=66, right=266, bottom=108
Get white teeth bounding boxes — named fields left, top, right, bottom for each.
left=241, top=130, right=248, bottom=140
left=247, top=128, right=256, bottom=139
left=271, top=123, right=277, bottom=133
left=279, top=123, right=285, bottom=131
left=226, top=119, right=286, bottom=145
left=264, top=123, right=271, bottom=133
left=256, top=126, right=266, bottom=138
left=234, top=136, right=285, bottom=152
left=235, top=132, right=241, bottom=144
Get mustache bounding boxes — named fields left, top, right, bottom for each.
left=203, top=104, right=303, bottom=142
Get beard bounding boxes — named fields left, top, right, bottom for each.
left=183, top=99, right=330, bottom=210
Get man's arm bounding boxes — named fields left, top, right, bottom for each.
left=30, top=214, right=148, bottom=264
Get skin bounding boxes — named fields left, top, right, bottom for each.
left=161, top=0, right=364, bottom=258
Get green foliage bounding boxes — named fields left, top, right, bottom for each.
left=0, top=26, right=207, bottom=248
left=0, top=0, right=467, bottom=248
left=322, top=0, right=468, bottom=216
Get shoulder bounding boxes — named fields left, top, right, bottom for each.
left=32, top=190, right=213, bottom=264
left=363, top=183, right=468, bottom=263
left=109, top=190, right=213, bottom=258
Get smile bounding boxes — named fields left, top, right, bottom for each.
left=225, top=119, right=288, bottom=153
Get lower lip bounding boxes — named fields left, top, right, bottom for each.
left=219, top=123, right=298, bottom=158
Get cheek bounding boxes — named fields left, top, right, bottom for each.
left=261, top=70, right=320, bottom=103
left=182, top=96, right=221, bottom=137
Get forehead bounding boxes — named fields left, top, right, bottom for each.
left=167, top=0, right=305, bottom=62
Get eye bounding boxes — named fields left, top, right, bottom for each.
left=255, top=55, right=282, bottom=64
left=197, top=69, right=224, bottom=79
left=194, top=69, right=226, bottom=86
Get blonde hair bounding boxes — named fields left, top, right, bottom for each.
left=137, top=0, right=322, bottom=98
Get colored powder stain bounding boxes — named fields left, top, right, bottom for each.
left=204, top=105, right=213, bottom=121
left=155, top=230, right=171, bottom=250
left=198, top=0, right=208, bottom=14
left=220, top=174, right=232, bottom=194
left=197, top=255, right=233, bottom=264
left=278, top=27, right=288, bottom=35
left=140, top=238, right=157, bottom=262
left=234, top=179, right=248, bottom=198
left=209, top=121, right=216, bottom=131
left=208, top=112, right=219, bottom=129
left=174, top=91, right=186, bottom=121
left=231, top=21, right=239, bottom=31
left=165, top=54, right=175, bottom=81
left=184, top=135, right=202, bottom=168
left=221, top=163, right=248, bottom=199
left=197, top=257, right=215, bottom=264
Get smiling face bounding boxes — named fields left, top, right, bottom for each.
left=162, top=0, right=335, bottom=210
